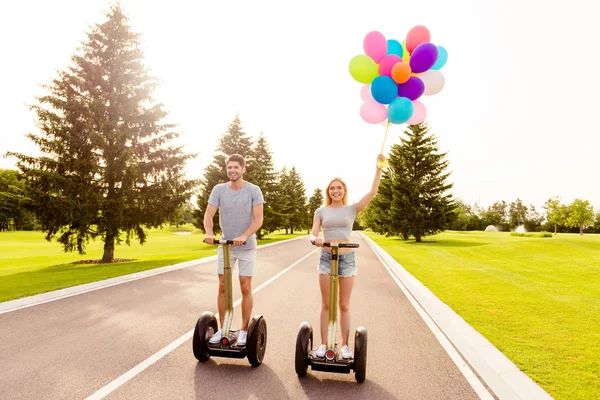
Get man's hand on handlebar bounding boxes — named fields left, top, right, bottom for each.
left=232, top=235, right=247, bottom=247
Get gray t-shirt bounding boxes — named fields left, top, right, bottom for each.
left=208, top=181, right=264, bottom=250
left=316, top=203, right=357, bottom=241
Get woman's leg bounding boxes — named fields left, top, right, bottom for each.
left=338, top=275, right=356, bottom=347
left=319, top=273, right=330, bottom=344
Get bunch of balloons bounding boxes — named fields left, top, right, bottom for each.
left=349, top=26, right=448, bottom=125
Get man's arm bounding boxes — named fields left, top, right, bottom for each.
left=233, top=203, right=264, bottom=246
left=203, top=203, right=218, bottom=244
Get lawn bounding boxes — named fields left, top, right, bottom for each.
left=364, top=230, right=600, bottom=400
left=0, top=225, right=304, bottom=302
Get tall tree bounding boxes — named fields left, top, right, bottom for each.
left=307, top=188, right=324, bottom=233
left=246, top=132, right=279, bottom=238
left=524, top=203, right=544, bottom=232
left=194, top=114, right=254, bottom=232
left=0, top=169, right=37, bottom=231
left=509, top=198, right=528, bottom=228
left=482, top=201, right=508, bottom=230
left=277, top=166, right=307, bottom=234
left=565, top=198, right=594, bottom=235
left=365, top=122, right=455, bottom=242
left=544, top=196, right=567, bottom=234
left=286, top=166, right=308, bottom=233
left=6, top=5, right=197, bottom=261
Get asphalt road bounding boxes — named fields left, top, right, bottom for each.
left=0, top=233, right=483, bottom=399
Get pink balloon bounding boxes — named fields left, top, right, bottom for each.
left=378, top=54, right=403, bottom=77
left=360, top=99, right=387, bottom=124
left=360, top=84, right=373, bottom=101
left=406, top=25, right=431, bottom=54
left=407, top=100, right=427, bottom=125
left=363, top=31, right=387, bottom=63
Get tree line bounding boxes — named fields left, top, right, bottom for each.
left=449, top=197, right=600, bottom=234
left=1, top=4, right=597, bottom=265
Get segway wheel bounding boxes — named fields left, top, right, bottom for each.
left=247, top=315, right=267, bottom=367
left=354, top=326, right=368, bottom=383
left=295, top=322, right=313, bottom=377
left=193, top=311, right=218, bottom=362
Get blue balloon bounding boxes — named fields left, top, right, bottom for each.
left=431, top=46, right=448, bottom=70
left=387, top=97, right=414, bottom=124
left=370, top=76, right=397, bottom=104
left=387, top=39, right=403, bottom=57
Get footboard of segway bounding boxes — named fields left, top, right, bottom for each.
left=207, top=329, right=247, bottom=359
left=308, top=349, right=353, bottom=374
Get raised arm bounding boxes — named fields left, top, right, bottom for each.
left=356, top=154, right=385, bottom=212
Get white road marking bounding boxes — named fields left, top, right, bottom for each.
left=85, top=248, right=319, bottom=400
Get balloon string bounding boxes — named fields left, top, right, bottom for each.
left=380, top=121, right=390, bottom=154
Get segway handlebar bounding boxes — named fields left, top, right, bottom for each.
left=203, top=238, right=247, bottom=245
left=311, top=241, right=359, bottom=248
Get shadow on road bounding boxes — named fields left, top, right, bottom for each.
left=194, top=360, right=291, bottom=400
left=298, top=372, right=398, bottom=400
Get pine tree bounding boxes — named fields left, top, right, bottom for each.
left=285, top=166, right=307, bottom=234
left=363, top=122, right=455, bottom=242
left=246, top=132, right=279, bottom=238
left=194, top=114, right=254, bottom=232
left=307, top=188, right=324, bottom=233
left=7, top=5, right=197, bottom=261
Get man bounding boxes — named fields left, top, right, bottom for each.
left=203, top=154, right=264, bottom=346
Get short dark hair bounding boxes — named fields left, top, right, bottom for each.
left=226, top=154, right=245, bottom=168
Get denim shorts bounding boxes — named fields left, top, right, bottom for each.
left=317, top=250, right=358, bottom=277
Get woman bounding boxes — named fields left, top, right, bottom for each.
left=309, top=154, right=385, bottom=359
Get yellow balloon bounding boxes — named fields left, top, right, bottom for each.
left=348, top=55, right=378, bottom=84
left=401, top=40, right=409, bottom=58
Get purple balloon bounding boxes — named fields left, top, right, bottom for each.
left=409, top=43, right=439, bottom=73
left=397, top=76, right=425, bottom=101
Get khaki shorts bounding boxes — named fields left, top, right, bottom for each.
left=217, top=247, right=257, bottom=277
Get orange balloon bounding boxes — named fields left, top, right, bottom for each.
left=391, top=62, right=412, bottom=84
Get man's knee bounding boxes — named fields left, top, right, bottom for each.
left=239, top=277, right=253, bottom=296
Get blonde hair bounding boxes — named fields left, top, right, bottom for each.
left=324, top=177, right=348, bottom=206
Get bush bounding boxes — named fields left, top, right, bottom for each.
left=510, top=232, right=553, bottom=238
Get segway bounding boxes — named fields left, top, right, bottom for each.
left=193, top=238, right=267, bottom=367
left=295, top=241, right=367, bottom=383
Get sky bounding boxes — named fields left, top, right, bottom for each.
left=1, top=0, right=598, bottom=211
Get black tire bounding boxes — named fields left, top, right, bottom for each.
left=354, top=326, right=368, bottom=383
left=193, top=311, right=218, bottom=362
left=295, top=322, right=313, bottom=377
left=247, top=315, right=267, bottom=367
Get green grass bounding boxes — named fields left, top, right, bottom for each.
left=364, top=230, right=600, bottom=400
left=0, top=225, right=304, bottom=303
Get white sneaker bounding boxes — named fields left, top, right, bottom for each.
left=237, top=330, right=247, bottom=346
left=341, top=345, right=353, bottom=359
left=209, top=330, right=222, bottom=344
left=315, top=344, right=327, bottom=357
